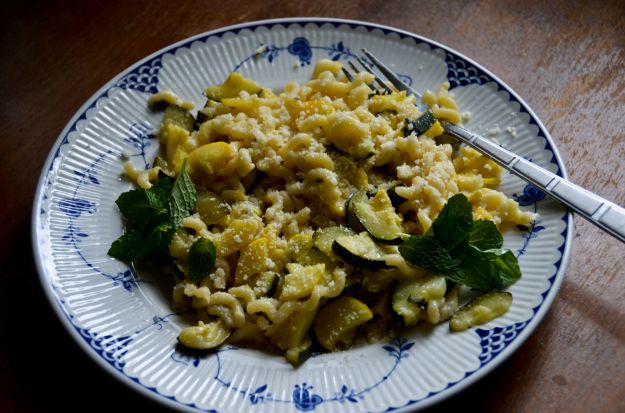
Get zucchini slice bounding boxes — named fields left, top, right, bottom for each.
left=147, top=90, right=192, bottom=111
left=178, top=320, right=230, bottom=350
left=344, top=190, right=366, bottom=232
left=298, top=246, right=335, bottom=269
left=350, top=189, right=405, bottom=244
left=314, top=296, right=373, bottom=351
left=403, top=109, right=436, bottom=137
left=450, top=292, right=512, bottom=332
left=163, top=104, right=195, bottom=132
left=332, top=232, right=390, bottom=270
left=313, top=226, right=355, bottom=256
left=331, top=153, right=369, bottom=191
left=204, top=72, right=263, bottom=101
left=392, top=275, right=447, bottom=327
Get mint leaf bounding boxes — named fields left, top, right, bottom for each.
left=116, top=188, right=168, bottom=227
left=399, top=235, right=459, bottom=274
left=432, top=193, right=473, bottom=253
left=149, top=177, right=173, bottom=204
left=115, top=177, right=172, bottom=227
left=469, top=220, right=503, bottom=250
left=108, top=229, right=148, bottom=262
left=188, top=238, right=216, bottom=282
left=456, top=245, right=521, bottom=290
left=454, top=246, right=503, bottom=290
left=488, top=248, right=521, bottom=287
left=169, top=162, right=196, bottom=228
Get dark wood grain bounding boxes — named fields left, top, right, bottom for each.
left=1, top=0, right=624, bottom=412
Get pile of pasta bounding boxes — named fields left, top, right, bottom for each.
left=126, top=60, right=533, bottom=364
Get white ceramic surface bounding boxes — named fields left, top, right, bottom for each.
left=32, top=18, right=572, bottom=413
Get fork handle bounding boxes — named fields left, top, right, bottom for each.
left=444, top=123, right=625, bottom=243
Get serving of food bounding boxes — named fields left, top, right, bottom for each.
left=111, top=59, right=533, bottom=364
left=33, top=19, right=570, bottom=413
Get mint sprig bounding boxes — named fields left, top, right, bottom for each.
left=399, top=194, right=521, bottom=290
left=109, top=162, right=214, bottom=283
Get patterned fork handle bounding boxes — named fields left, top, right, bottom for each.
left=362, top=48, right=625, bottom=244
left=444, top=123, right=625, bottom=243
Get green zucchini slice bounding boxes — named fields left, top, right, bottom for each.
left=313, top=296, right=373, bottom=351
left=344, top=190, right=366, bottom=232
left=403, top=109, right=436, bottom=136
left=204, top=72, right=263, bottom=101
left=178, top=320, right=230, bottom=350
left=450, top=292, right=512, bottom=332
left=332, top=232, right=390, bottom=270
left=163, top=105, right=195, bottom=132
left=313, top=226, right=355, bottom=256
left=350, top=189, right=405, bottom=244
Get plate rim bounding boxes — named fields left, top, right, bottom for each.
left=31, top=17, right=573, bottom=413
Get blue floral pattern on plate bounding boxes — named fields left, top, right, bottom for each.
left=234, top=36, right=356, bottom=70
left=205, top=338, right=415, bottom=411
left=55, top=145, right=150, bottom=292
left=233, top=36, right=414, bottom=86
left=116, top=57, right=162, bottom=93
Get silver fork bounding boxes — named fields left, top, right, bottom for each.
left=347, top=49, right=625, bottom=244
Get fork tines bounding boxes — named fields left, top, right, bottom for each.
left=343, top=49, right=424, bottom=99
left=349, top=58, right=393, bottom=94
left=362, top=48, right=421, bottom=98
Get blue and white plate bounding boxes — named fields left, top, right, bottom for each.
left=32, top=18, right=572, bottom=413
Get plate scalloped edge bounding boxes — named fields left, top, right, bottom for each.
left=32, top=17, right=573, bottom=413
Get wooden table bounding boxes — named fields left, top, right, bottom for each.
left=2, top=1, right=624, bottom=412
